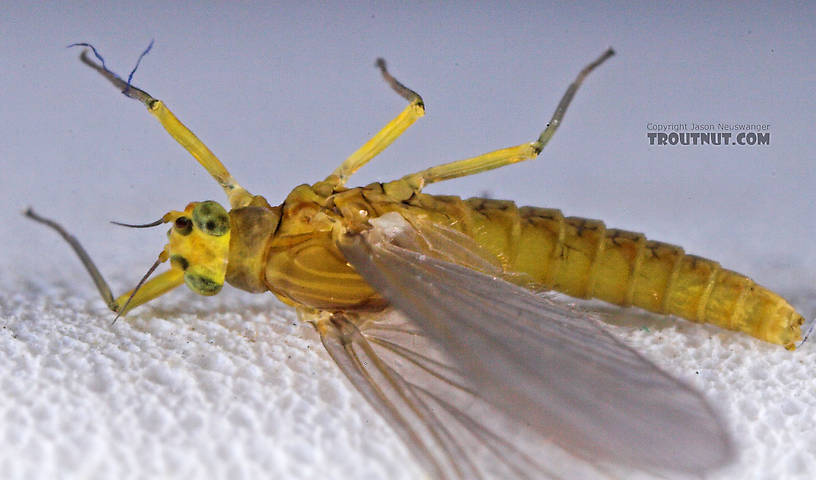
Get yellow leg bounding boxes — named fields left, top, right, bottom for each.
left=113, top=268, right=185, bottom=317
left=78, top=49, right=254, bottom=209
left=24, top=209, right=185, bottom=319
left=396, top=48, right=615, bottom=192
left=324, top=58, right=426, bottom=187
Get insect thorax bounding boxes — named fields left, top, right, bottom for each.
left=229, top=185, right=385, bottom=311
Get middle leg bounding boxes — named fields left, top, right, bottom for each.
left=395, top=48, right=615, bottom=192
left=324, top=58, right=426, bottom=188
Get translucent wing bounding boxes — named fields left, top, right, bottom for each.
left=328, top=212, right=733, bottom=477
left=318, top=310, right=616, bottom=479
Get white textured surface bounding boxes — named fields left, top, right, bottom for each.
left=0, top=275, right=420, bottom=480
left=2, top=2, right=814, bottom=479
left=1, top=268, right=815, bottom=479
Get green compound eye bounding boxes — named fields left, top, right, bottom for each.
left=183, top=271, right=222, bottom=296
left=192, top=201, right=229, bottom=236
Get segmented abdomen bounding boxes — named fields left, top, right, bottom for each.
left=458, top=198, right=804, bottom=349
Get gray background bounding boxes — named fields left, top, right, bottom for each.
left=3, top=2, right=814, bottom=282
left=1, top=2, right=814, bottom=479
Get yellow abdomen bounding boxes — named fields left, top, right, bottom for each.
left=459, top=198, right=804, bottom=349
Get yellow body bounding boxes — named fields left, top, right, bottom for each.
left=230, top=180, right=804, bottom=349
left=37, top=48, right=802, bottom=354
left=29, top=48, right=765, bottom=478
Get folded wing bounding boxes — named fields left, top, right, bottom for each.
left=320, top=213, right=733, bottom=478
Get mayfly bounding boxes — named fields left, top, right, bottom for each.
left=26, top=44, right=805, bottom=479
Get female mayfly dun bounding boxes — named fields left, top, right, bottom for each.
left=26, top=44, right=805, bottom=479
